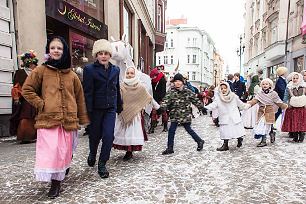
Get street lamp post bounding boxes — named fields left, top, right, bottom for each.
left=214, top=66, right=218, bottom=87
left=236, top=34, right=245, bottom=75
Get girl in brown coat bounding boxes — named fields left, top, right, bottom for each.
left=249, top=78, right=287, bottom=147
left=22, top=36, right=89, bottom=199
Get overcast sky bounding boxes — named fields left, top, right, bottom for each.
left=166, top=0, right=246, bottom=75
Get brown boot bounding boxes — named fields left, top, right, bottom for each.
left=48, top=180, right=61, bottom=199
left=217, top=140, right=229, bottom=151
left=257, top=137, right=267, bottom=147
left=148, top=120, right=157, bottom=134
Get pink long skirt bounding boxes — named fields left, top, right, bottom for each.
left=34, top=125, right=74, bottom=182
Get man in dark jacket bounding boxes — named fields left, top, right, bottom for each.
left=149, top=68, right=168, bottom=133
left=83, top=39, right=123, bottom=179
left=233, top=72, right=246, bottom=100
left=227, top=74, right=234, bottom=92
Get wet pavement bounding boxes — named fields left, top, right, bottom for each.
left=0, top=115, right=306, bottom=203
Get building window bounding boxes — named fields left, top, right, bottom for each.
left=187, top=55, right=190, bottom=63
left=187, top=38, right=190, bottom=47
left=262, top=30, right=267, bottom=49
left=165, top=40, right=168, bottom=49
left=157, top=5, right=162, bottom=32
left=294, top=56, right=304, bottom=72
left=123, top=4, right=132, bottom=45
left=193, top=38, right=197, bottom=47
left=158, top=56, right=161, bottom=65
left=170, top=55, right=174, bottom=64
left=164, top=56, right=168, bottom=64
left=170, top=39, right=174, bottom=47
left=192, top=72, right=196, bottom=80
left=187, top=72, right=190, bottom=80
left=270, top=18, right=277, bottom=44
left=193, top=55, right=197, bottom=63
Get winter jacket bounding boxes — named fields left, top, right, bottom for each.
left=248, top=90, right=287, bottom=124
left=160, top=86, right=204, bottom=123
left=152, top=76, right=166, bottom=103
left=22, top=65, right=89, bottom=131
left=233, top=80, right=246, bottom=98
left=205, top=95, right=249, bottom=125
left=274, top=76, right=287, bottom=100
left=227, top=80, right=234, bottom=92
left=83, top=61, right=123, bottom=112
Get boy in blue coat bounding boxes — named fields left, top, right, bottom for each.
left=83, top=39, right=123, bottom=178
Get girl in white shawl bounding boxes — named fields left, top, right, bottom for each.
left=113, top=67, right=160, bottom=160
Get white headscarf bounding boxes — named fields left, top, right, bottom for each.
left=123, top=66, right=140, bottom=86
left=301, top=70, right=306, bottom=82
left=218, top=82, right=235, bottom=102
left=287, top=73, right=306, bottom=89
left=261, top=78, right=273, bottom=87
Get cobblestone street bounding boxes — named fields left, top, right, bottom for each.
left=0, top=115, right=306, bottom=203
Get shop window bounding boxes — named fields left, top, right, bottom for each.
left=65, top=0, right=104, bottom=23
left=294, top=56, right=304, bottom=73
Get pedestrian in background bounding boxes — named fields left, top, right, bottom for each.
left=83, top=39, right=123, bottom=178
left=113, top=67, right=160, bottom=160
left=148, top=68, right=168, bottom=133
left=205, top=82, right=250, bottom=151
left=248, top=78, right=287, bottom=147
left=160, top=73, right=205, bottom=155
left=22, top=36, right=89, bottom=198
left=10, top=50, right=38, bottom=144
left=301, top=70, right=306, bottom=82
left=281, top=72, right=306, bottom=142
left=233, top=72, right=246, bottom=100
left=227, top=74, right=234, bottom=92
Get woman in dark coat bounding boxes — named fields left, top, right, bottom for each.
left=9, top=50, right=38, bottom=144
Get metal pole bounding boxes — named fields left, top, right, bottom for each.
left=239, top=37, right=242, bottom=75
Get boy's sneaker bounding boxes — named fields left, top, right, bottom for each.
left=162, top=147, right=174, bottom=155
left=197, top=140, right=205, bottom=151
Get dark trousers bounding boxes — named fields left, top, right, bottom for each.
left=167, top=122, right=202, bottom=147
left=89, top=108, right=116, bottom=161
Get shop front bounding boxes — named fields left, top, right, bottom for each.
left=45, top=0, right=108, bottom=76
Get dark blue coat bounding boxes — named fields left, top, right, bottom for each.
left=83, top=61, right=122, bottom=112
left=274, top=77, right=287, bottom=100
left=233, top=80, right=246, bottom=98
left=227, top=80, right=234, bottom=92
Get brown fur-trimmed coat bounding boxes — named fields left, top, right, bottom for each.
left=22, top=65, right=89, bottom=131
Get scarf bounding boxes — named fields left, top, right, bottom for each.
left=23, top=67, right=33, bottom=75
left=218, top=82, right=235, bottom=102
left=256, top=89, right=283, bottom=113
left=287, top=73, right=306, bottom=89
left=123, top=67, right=140, bottom=86
left=43, top=36, right=71, bottom=70
left=120, top=82, right=152, bottom=125
left=248, top=75, right=260, bottom=96
left=152, top=72, right=164, bottom=83
left=263, top=87, right=271, bottom=94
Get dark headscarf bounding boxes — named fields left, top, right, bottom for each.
left=248, top=75, right=260, bottom=96
left=43, top=36, right=71, bottom=69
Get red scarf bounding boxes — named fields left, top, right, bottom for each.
left=152, top=72, right=163, bottom=83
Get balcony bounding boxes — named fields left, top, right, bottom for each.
left=264, top=41, right=285, bottom=61
left=155, top=31, right=167, bottom=53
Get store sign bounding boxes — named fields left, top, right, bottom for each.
left=301, top=0, right=306, bottom=35
left=45, top=0, right=107, bottom=39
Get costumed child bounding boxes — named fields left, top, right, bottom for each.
left=10, top=50, right=38, bottom=144
left=248, top=78, right=287, bottom=147
left=113, top=67, right=160, bottom=160
left=160, top=73, right=205, bottom=155
left=281, top=73, right=306, bottom=142
left=205, top=82, right=250, bottom=151
left=22, top=36, right=89, bottom=198
left=301, top=70, right=306, bottom=82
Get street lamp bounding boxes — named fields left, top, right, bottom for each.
left=214, top=65, right=218, bottom=87
left=236, top=34, right=245, bottom=75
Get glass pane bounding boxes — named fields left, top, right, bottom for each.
left=65, top=0, right=104, bottom=22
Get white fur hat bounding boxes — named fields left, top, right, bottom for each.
left=92, top=39, right=113, bottom=58
left=261, top=78, right=273, bottom=87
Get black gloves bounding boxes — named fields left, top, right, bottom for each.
left=156, top=107, right=164, bottom=115
left=116, top=105, right=123, bottom=114
left=202, top=107, right=208, bottom=115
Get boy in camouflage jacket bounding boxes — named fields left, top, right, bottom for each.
left=160, top=73, right=205, bottom=155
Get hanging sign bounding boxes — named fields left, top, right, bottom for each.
left=45, top=0, right=108, bottom=39
left=301, top=0, right=306, bottom=35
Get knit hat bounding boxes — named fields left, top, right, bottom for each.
left=150, top=69, right=159, bottom=78
left=276, top=67, right=288, bottom=76
left=92, top=39, right=113, bottom=58
left=172, top=73, right=184, bottom=82
left=261, top=78, right=273, bottom=87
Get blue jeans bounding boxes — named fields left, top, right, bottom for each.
left=167, top=122, right=202, bottom=147
left=89, top=108, right=116, bottom=161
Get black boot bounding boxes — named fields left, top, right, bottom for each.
left=162, top=146, right=174, bottom=155
left=289, top=132, right=294, bottom=138
left=48, top=180, right=61, bottom=199
left=293, top=132, right=299, bottom=142
left=237, top=137, right=243, bottom=147
left=298, top=132, right=305, bottom=143
left=87, top=152, right=96, bottom=167
left=217, top=140, right=229, bottom=151
left=257, top=137, right=267, bottom=147
left=197, top=140, right=205, bottom=151
left=123, top=151, right=133, bottom=161
left=148, top=120, right=157, bottom=134
left=98, top=160, right=109, bottom=178
left=270, top=132, right=276, bottom=143
left=162, top=120, right=168, bottom=132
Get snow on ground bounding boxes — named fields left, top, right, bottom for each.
left=0, top=115, right=306, bottom=203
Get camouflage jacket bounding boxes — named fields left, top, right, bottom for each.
left=160, top=86, right=204, bottom=123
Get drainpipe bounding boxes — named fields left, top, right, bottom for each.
left=8, top=0, right=18, bottom=72
left=284, top=0, right=291, bottom=69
